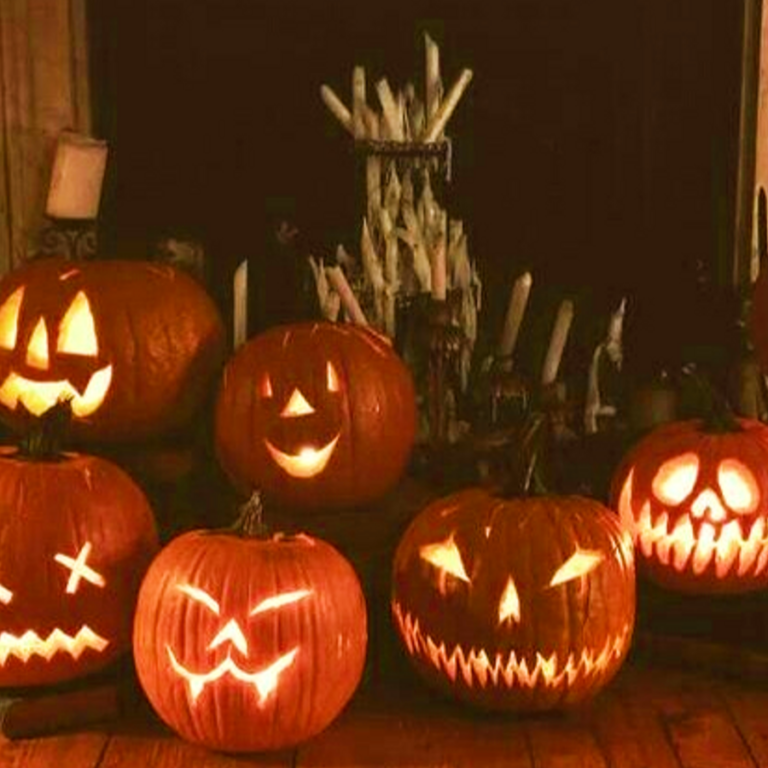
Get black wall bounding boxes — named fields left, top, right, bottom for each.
left=88, top=0, right=748, bottom=373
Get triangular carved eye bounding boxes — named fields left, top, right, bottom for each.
left=419, top=536, right=470, bottom=583
left=550, top=549, right=605, bottom=586
left=0, top=288, right=24, bottom=350
left=652, top=453, right=699, bottom=504
left=718, top=459, right=759, bottom=514
left=57, top=291, right=98, bottom=356
left=498, top=577, right=521, bottom=624
left=261, top=375, right=273, bottom=398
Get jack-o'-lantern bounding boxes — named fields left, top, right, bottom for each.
left=391, top=489, right=635, bottom=711
left=611, top=417, right=768, bottom=593
left=133, top=497, right=367, bottom=752
left=0, top=257, right=225, bottom=443
left=215, top=322, right=416, bottom=509
left=0, top=407, right=159, bottom=687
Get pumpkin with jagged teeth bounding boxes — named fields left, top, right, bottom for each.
left=612, top=417, right=768, bottom=593
left=391, top=489, right=635, bottom=711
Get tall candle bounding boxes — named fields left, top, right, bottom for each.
left=423, top=69, right=473, bottom=143
left=425, top=33, right=441, bottom=124
left=326, top=266, right=368, bottom=326
left=498, top=271, right=532, bottom=358
left=352, top=66, right=367, bottom=139
left=46, top=132, right=108, bottom=220
left=541, top=299, right=574, bottom=386
left=233, top=259, right=248, bottom=349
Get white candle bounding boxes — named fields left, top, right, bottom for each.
left=425, top=33, right=441, bottom=124
left=233, top=259, right=248, bottom=349
left=498, top=271, right=532, bottom=358
left=424, top=69, right=473, bottom=143
left=326, top=265, right=368, bottom=326
left=352, top=66, right=367, bottom=139
left=320, top=85, right=354, bottom=135
left=431, top=215, right=447, bottom=301
left=376, top=78, right=404, bottom=142
left=541, top=299, right=574, bottom=386
left=46, top=132, right=108, bottom=220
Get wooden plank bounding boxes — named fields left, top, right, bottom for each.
left=615, top=664, right=757, bottom=768
left=525, top=718, right=608, bottom=768
left=577, top=685, right=680, bottom=768
left=716, top=681, right=768, bottom=768
left=297, top=710, right=533, bottom=768
left=0, top=731, right=108, bottom=768
left=98, top=729, right=293, bottom=768
left=593, top=665, right=680, bottom=768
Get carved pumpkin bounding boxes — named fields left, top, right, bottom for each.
left=0, top=257, right=225, bottom=443
left=0, top=443, right=158, bottom=687
left=392, top=489, right=635, bottom=711
left=133, top=501, right=367, bottom=752
left=215, top=322, right=416, bottom=509
left=612, top=417, right=768, bottom=593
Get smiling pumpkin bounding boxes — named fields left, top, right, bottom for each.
left=216, top=322, right=417, bottom=509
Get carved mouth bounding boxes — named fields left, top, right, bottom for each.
left=0, top=365, right=113, bottom=417
left=167, top=646, right=299, bottom=705
left=618, top=471, right=768, bottom=578
left=392, top=602, right=630, bottom=690
left=264, top=434, right=340, bottom=479
left=0, top=626, right=109, bottom=664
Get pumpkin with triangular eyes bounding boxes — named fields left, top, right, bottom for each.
left=391, top=489, right=635, bottom=711
left=0, top=257, right=225, bottom=443
left=612, top=418, right=768, bottom=593
left=215, top=322, right=417, bottom=509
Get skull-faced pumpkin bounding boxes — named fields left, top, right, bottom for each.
left=611, top=418, right=768, bottom=593
left=0, top=258, right=225, bottom=443
left=133, top=526, right=367, bottom=752
left=0, top=448, right=158, bottom=687
left=392, top=489, right=635, bottom=711
left=215, top=322, right=417, bottom=509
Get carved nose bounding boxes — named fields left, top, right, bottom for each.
left=281, top=388, right=315, bottom=418
left=207, top=619, right=248, bottom=655
left=690, top=489, right=727, bottom=522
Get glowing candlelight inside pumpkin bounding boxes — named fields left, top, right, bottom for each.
left=46, top=132, right=108, bottom=220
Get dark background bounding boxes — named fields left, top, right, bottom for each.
left=86, top=0, right=749, bottom=377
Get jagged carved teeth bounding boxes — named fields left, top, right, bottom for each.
left=0, top=626, right=109, bottom=664
left=392, top=602, right=630, bottom=691
left=618, top=473, right=768, bottom=578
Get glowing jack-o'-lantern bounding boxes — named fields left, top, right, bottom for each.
left=133, top=504, right=367, bottom=752
left=0, top=257, right=225, bottom=443
left=392, top=489, right=635, bottom=711
left=611, top=417, right=768, bottom=593
left=0, top=444, right=158, bottom=687
left=215, top=322, right=417, bottom=509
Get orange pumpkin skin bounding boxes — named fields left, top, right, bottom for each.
left=0, top=258, right=225, bottom=443
left=215, top=322, right=417, bottom=509
left=611, top=418, right=768, bottom=594
left=0, top=449, right=158, bottom=687
left=392, top=490, right=635, bottom=711
left=133, top=530, right=367, bottom=752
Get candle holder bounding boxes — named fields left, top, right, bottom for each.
left=37, top=217, right=97, bottom=261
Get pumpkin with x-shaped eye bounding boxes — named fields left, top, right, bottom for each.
left=0, top=257, right=225, bottom=443
left=392, top=489, right=635, bottom=711
left=215, top=321, right=417, bottom=509
left=0, top=447, right=158, bottom=687
left=611, top=417, right=768, bottom=593
left=133, top=521, right=367, bottom=752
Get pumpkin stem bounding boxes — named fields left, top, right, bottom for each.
left=683, top=365, right=741, bottom=433
left=16, top=397, right=73, bottom=461
left=231, top=491, right=271, bottom=538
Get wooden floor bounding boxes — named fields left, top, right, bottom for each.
left=4, top=657, right=768, bottom=768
